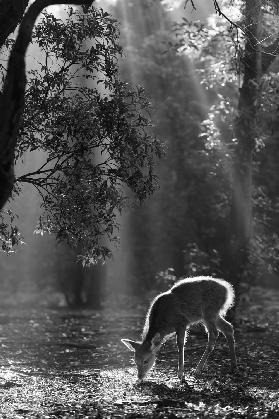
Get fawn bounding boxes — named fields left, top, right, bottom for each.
left=122, top=276, right=236, bottom=382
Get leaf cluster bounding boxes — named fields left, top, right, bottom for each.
left=2, top=6, right=162, bottom=263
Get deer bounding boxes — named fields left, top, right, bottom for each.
left=121, top=276, right=236, bottom=382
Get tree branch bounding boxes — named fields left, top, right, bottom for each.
left=0, top=0, right=94, bottom=210
left=0, top=0, right=29, bottom=49
left=261, top=36, right=279, bottom=74
left=185, top=1, right=279, bottom=74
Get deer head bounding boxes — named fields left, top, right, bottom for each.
left=121, top=333, right=161, bottom=381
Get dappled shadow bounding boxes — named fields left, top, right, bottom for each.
left=96, top=365, right=265, bottom=418
left=0, top=288, right=278, bottom=417
left=0, top=302, right=139, bottom=379
left=108, top=362, right=279, bottom=418
left=130, top=370, right=256, bottom=405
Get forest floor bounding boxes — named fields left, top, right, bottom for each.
left=0, top=285, right=278, bottom=418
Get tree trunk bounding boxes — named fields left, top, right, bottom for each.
left=84, top=264, right=105, bottom=308
left=228, top=0, right=262, bottom=291
left=0, top=0, right=29, bottom=49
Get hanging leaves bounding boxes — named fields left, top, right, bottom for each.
left=7, top=5, right=162, bottom=263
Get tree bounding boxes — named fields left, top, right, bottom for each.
left=228, top=0, right=262, bottom=289
left=0, top=0, right=92, bottom=211
left=0, top=1, right=162, bottom=265
left=174, top=0, right=279, bottom=291
left=209, top=0, right=279, bottom=289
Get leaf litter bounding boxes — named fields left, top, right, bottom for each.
left=0, top=287, right=278, bottom=417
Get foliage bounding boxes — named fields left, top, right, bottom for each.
left=0, top=210, right=23, bottom=253
left=110, top=0, right=279, bottom=287
left=0, top=6, right=162, bottom=264
left=154, top=267, right=177, bottom=291
left=170, top=1, right=279, bottom=281
left=183, top=242, right=222, bottom=276
left=154, top=244, right=222, bottom=292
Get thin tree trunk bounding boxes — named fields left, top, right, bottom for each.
left=228, top=0, right=262, bottom=291
left=84, top=265, right=105, bottom=308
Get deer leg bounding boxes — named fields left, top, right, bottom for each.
left=216, top=315, right=237, bottom=370
left=194, top=322, right=218, bottom=375
left=176, top=327, right=187, bottom=382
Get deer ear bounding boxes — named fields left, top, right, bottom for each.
left=121, top=339, right=141, bottom=352
left=150, top=332, right=161, bottom=350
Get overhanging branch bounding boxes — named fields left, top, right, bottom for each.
left=0, top=0, right=95, bottom=210
left=0, top=0, right=29, bottom=49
